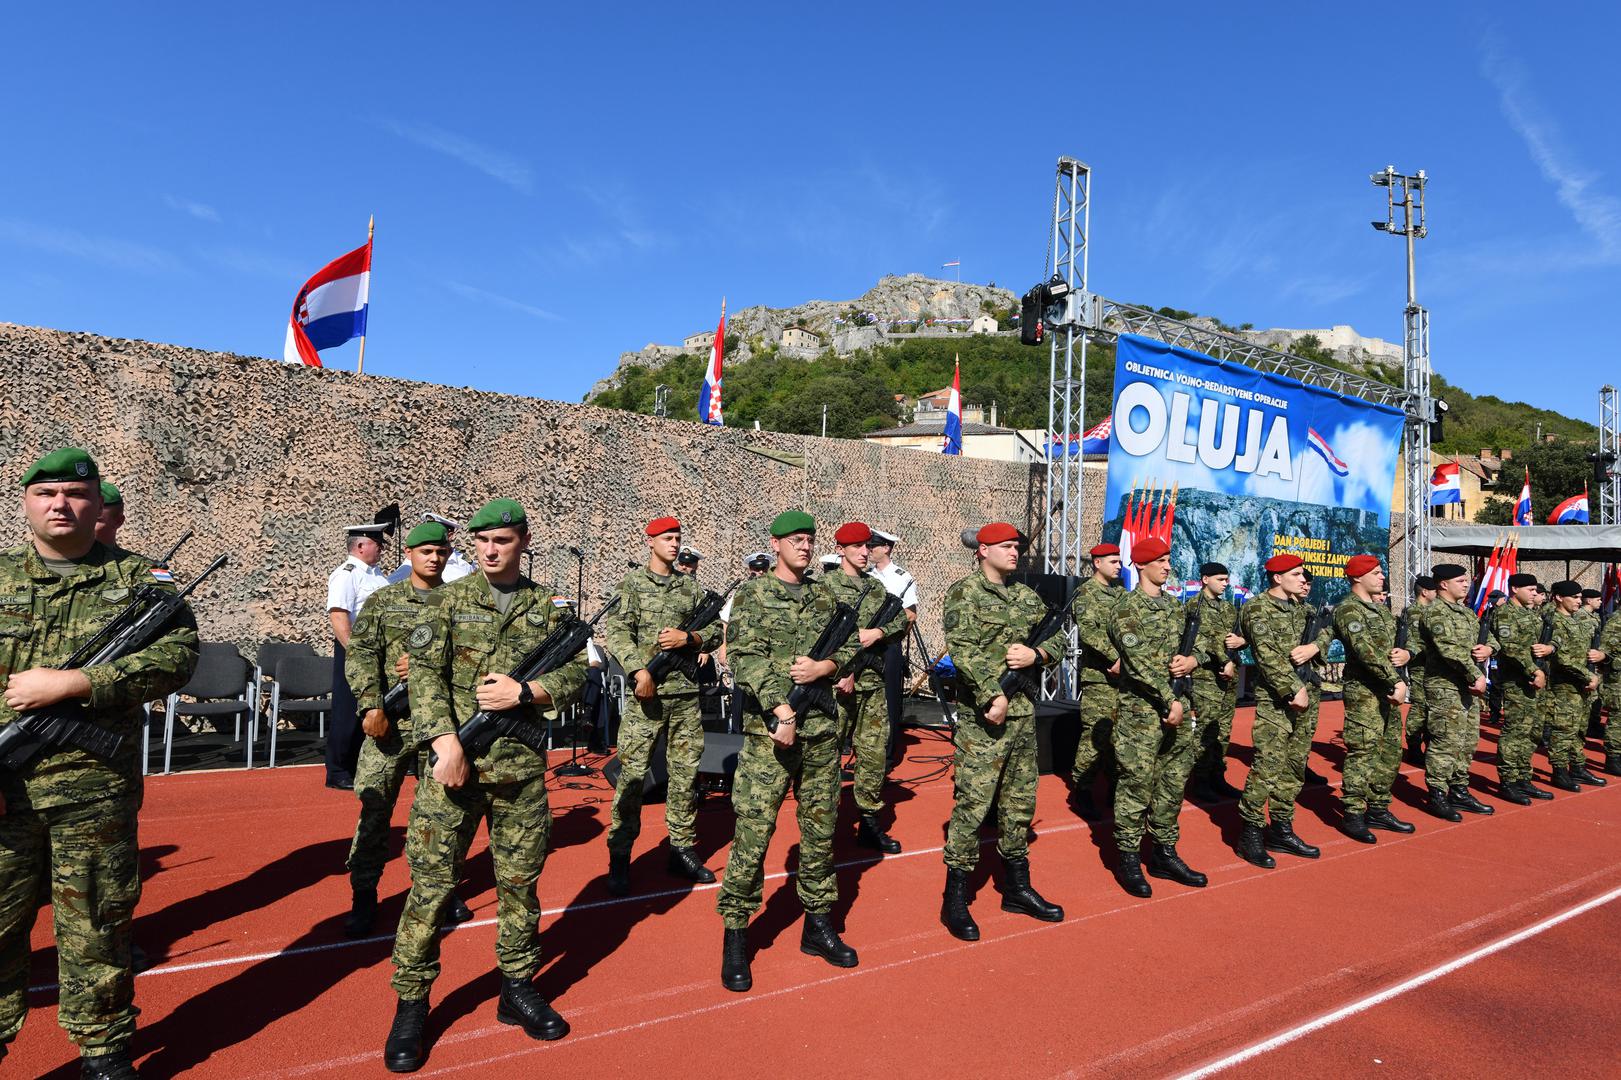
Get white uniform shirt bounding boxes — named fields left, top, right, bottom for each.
left=872, top=560, right=918, bottom=609
left=386, top=549, right=476, bottom=586
left=327, top=555, right=390, bottom=621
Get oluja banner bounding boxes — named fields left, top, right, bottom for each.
left=1102, top=334, right=1406, bottom=607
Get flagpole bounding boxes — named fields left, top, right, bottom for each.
left=356, top=215, right=374, bottom=374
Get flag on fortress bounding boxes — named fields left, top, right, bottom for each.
left=698, top=298, right=725, bottom=426
left=1429, top=462, right=1462, bottom=505
left=1548, top=489, right=1589, bottom=524
left=941, top=259, right=960, bottom=269
left=284, top=238, right=371, bottom=367
left=1081, top=415, right=1112, bottom=455
left=1513, top=468, right=1532, bottom=527
left=941, top=357, right=963, bottom=455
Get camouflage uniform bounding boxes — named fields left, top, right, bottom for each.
left=822, top=571, right=906, bottom=815
left=1417, top=598, right=1485, bottom=792
left=1600, top=615, right=1620, bottom=759
left=390, top=574, right=586, bottom=1000
left=1405, top=601, right=1430, bottom=742
left=1333, top=595, right=1403, bottom=815
left=1069, top=577, right=1121, bottom=787
left=1486, top=601, right=1543, bottom=786
left=344, top=579, right=443, bottom=892
left=0, top=542, right=198, bottom=1054
left=1237, top=592, right=1328, bottom=828
left=941, top=570, right=1063, bottom=872
left=715, top=575, right=859, bottom=928
left=1108, top=589, right=1195, bottom=849
left=1545, top=608, right=1592, bottom=770
left=601, top=567, right=706, bottom=854
left=1187, top=591, right=1239, bottom=781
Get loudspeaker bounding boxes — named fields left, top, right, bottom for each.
left=600, top=728, right=668, bottom=802
left=1008, top=572, right=1082, bottom=608
left=698, top=732, right=744, bottom=794
left=1033, top=698, right=1080, bottom=776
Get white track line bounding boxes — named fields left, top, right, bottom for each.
left=1171, top=881, right=1621, bottom=1080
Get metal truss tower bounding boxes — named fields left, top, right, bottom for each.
left=1601, top=385, right=1620, bottom=525
left=1042, top=158, right=1091, bottom=580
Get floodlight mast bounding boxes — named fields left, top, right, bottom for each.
left=1601, top=385, right=1620, bottom=525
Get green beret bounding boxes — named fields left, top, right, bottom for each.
left=405, top=521, right=450, bottom=547
left=20, top=447, right=99, bottom=488
left=467, top=498, right=528, bottom=532
left=99, top=480, right=123, bottom=506
left=770, top=509, right=816, bottom=538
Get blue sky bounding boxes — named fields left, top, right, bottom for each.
left=2, top=4, right=1617, bottom=422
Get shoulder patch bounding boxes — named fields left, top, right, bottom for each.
left=1346, top=620, right=1363, bottom=634
left=408, top=624, right=434, bottom=650
left=1121, top=631, right=1140, bottom=648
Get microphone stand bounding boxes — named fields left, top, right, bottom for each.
left=555, top=544, right=594, bottom=777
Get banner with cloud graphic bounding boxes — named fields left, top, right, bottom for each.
left=1102, top=333, right=1406, bottom=607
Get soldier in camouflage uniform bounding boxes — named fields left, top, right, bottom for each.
left=1416, top=564, right=1496, bottom=821
left=383, top=499, right=587, bottom=1072
left=1597, top=609, right=1620, bottom=776
left=1106, top=537, right=1203, bottom=897
left=342, top=520, right=464, bottom=938
left=1187, top=561, right=1246, bottom=802
left=823, top=522, right=907, bottom=854
left=1332, top=556, right=1414, bottom=843
left=1068, top=542, right=1122, bottom=819
left=938, top=522, right=1066, bottom=941
left=0, top=449, right=199, bottom=1079
left=601, top=516, right=714, bottom=897
left=1543, top=580, right=1605, bottom=791
left=1403, top=575, right=1437, bottom=765
left=716, top=511, right=863, bottom=993
left=1486, top=574, right=1554, bottom=804
left=1233, top=554, right=1329, bottom=869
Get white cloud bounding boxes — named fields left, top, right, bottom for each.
left=378, top=119, right=533, bottom=194
left=0, top=218, right=179, bottom=272
left=163, top=195, right=221, bottom=223
left=444, top=280, right=561, bottom=322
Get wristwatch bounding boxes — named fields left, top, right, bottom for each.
left=518, top=681, right=535, bottom=706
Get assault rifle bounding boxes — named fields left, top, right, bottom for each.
left=846, top=591, right=906, bottom=678
left=1590, top=612, right=1609, bottom=676
left=1393, top=609, right=1411, bottom=684
left=644, top=579, right=740, bottom=686
left=1170, top=602, right=1202, bottom=699
left=1475, top=610, right=1494, bottom=684
left=0, top=545, right=226, bottom=773
left=998, top=578, right=1078, bottom=702
left=433, top=596, right=621, bottom=764
left=152, top=530, right=192, bottom=570
left=381, top=675, right=411, bottom=721
left=1293, top=604, right=1333, bottom=688
left=766, top=581, right=874, bottom=733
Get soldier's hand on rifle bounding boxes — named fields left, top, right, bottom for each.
left=1225, top=633, right=1245, bottom=650
left=1289, top=643, right=1319, bottom=667
left=984, top=695, right=1009, bottom=725
left=1533, top=669, right=1546, bottom=690
left=1389, top=680, right=1409, bottom=705
left=657, top=627, right=689, bottom=651
left=1470, top=676, right=1488, bottom=696
left=1221, top=661, right=1236, bottom=680
left=1589, top=648, right=1606, bottom=665
left=1006, top=643, right=1039, bottom=670
left=790, top=656, right=835, bottom=684
left=1391, top=648, right=1411, bottom=668
left=1470, top=644, right=1493, bottom=663
left=1164, top=700, right=1184, bottom=728
left=2, top=668, right=91, bottom=711
left=1168, top=655, right=1197, bottom=678
left=362, top=708, right=390, bottom=738
left=394, top=654, right=410, bottom=678
left=1288, top=685, right=1309, bottom=711
left=633, top=669, right=656, bottom=701
left=770, top=705, right=797, bottom=748
left=1107, top=659, right=1121, bottom=677
left=857, top=628, right=883, bottom=648
left=1587, top=675, right=1602, bottom=693
left=836, top=674, right=855, bottom=695
left=430, top=734, right=470, bottom=789
left=1532, top=642, right=1554, bottom=659
left=476, top=674, right=549, bottom=710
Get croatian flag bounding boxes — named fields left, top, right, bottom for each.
left=1233, top=584, right=1253, bottom=605
left=284, top=239, right=371, bottom=367
left=1513, top=468, right=1532, bottom=527
left=1118, top=524, right=1136, bottom=591
left=1548, top=490, right=1589, bottom=524
left=698, top=298, right=725, bottom=426
left=1430, top=463, right=1463, bottom=505
left=1081, top=415, right=1112, bottom=455
left=942, top=357, right=963, bottom=455
left=1183, top=579, right=1203, bottom=600
left=1306, top=427, right=1349, bottom=477
left=941, top=259, right=960, bottom=269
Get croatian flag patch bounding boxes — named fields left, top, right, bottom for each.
left=150, top=567, right=175, bottom=584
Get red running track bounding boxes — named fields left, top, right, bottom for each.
left=10, top=703, right=1621, bottom=1078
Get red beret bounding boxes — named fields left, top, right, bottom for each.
left=834, top=522, right=873, bottom=546
left=1132, top=537, right=1169, bottom=564
left=1344, top=554, right=1381, bottom=579
left=1089, top=543, right=1119, bottom=557
left=1265, top=554, right=1304, bottom=574
left=976, top=522, right=1022, bottom=546
left=645, top=516, right=680, bottom=537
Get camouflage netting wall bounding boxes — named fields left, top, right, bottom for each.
left=0, top=323, right=1045, bottom=655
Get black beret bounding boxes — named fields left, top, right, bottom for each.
left=1551, top=580, right=1581, bottom=598
left=1581, top=588, right=1602, bottom=599
left=1431, top=563, right=1467, bottom=583
left=1507, top=573, right=1538, bottom=588
left=1414, top=575, right=1437, bottom=591
left=1200, top=562, right=1229, bottom=577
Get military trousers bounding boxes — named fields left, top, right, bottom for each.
left=347, top=724, right=419, bottom=892
left=0, top=794, right=140, bottom=1053
left=1406, top=670, right=1428, bottom=740
left=1070, top=680, right=1117, bottom=787
left=391, top=773, right=550, bottom=1000
left=1546, top=683, right=1588, bottom=769
left=1238, top=692, right=1319, bottom=828
left=1423, top=678, right=1477, bottom=791
left=717, top=731, right=840, bottom=928
left=607, top=692, right=703, bottom=854
left=944, top=712, right=1038, bottom=872
left=839, top=684, right=890, bottom=816
left=1605, top=683, right=1621, bottom=756
left=1340, top=684, right=1401, bottom=815
left=1112, top=694, right=1197, bottom=849
left=1496, top=683, right=1540, bottom=784
left=1190, top=674, right=1236, bottom=779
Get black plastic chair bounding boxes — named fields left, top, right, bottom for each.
left=263, top=655, right=333, bottom=767
left=162, top=643, right=252, bottom=774
left=251, top=639, right=317, bottom=721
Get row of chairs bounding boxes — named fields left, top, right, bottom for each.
left=151, top=640, right=335, bottom=774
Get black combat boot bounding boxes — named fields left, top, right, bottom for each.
left=1365, top=806, right=1416, bottom=833
left=1497, top=780, right=1532, bottom=806
left=800, top=913, right=859, bottom=967
left=941, top=868, right=980, bottom=941
left=384, top=998, right=430, bottom=1073
left=1605, top=754, right=1621, bottom=778
left=1449, top=786, right=1495, bottom=815
left=1208, top=769, right=1245, bottom=800
left=999, top=856, right=1064, bottom=920
left=1236, top=824, right=1276, bottom=869
left=1425, top=787, right=1462, bottom=820
left=1114, top=848, right=1153, bottom=896
left=1338, top=813, right=1376, bottom=844
left=80, top=1049, right=137, bottom=1080
left=1302, top=766, right=1329, bottom=787
left=856, top=813, right=902, bottom=854
left=1573, top=764, right=1608, bottom=787
left=496, top=976, right=569, bottom=1041
left=1069, top=785, right=1101, bottom=820
left=606, top=849, right=631, bottom=896
left=344, top=886, right=378, bottom=938
left=721, top=927, right=752, bottom=991
left=667, top=846, right=716, bottom=883
left=1519, top=779, right=1554, bottom=801
left=444, top=891, right=473, bottom=924
left=1146, top=843, right=1208, bottom=887
left=1264, top=821, right=1321, bottom=859
left=1550, top=766, right=1581, bottom=792
left=1403, top=734, right=1426, bottom=767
